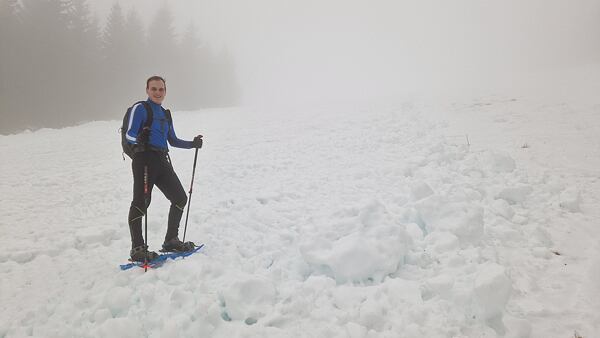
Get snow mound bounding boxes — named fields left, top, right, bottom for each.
left=2, top=103, right=595, bottom=337
left=301, top=201, right=411, bottom=283
left=496, top=185, right=533, bottom=205
left=416, top=196, right=485, bottom=244
left=219, top=275, right=277, bottom=324
left=94, top=318, right=142, bottom=338
left=485, top=151, right=516, bottom=173
left=473, top=263, right=512, bottom=321
left=411, top=181, right=434, bottom=201
left=559, top=187, right=581, bottom=212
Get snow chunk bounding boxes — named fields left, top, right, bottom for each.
left=220, top=276, right=277, bottom=323
left=423, top=274, right=455, bottom=299
left=93, top=309, right=112, bottom=324
left=531, top=226, right=553, bottom=247
left=491, top=199, right=515, bottom=220
left=10, top=251, right=35, bottom=264
left=381, top=278, right=423, bottom=305
left=496, top=185, right=533, bottom=205
left=485, top=151, right=516, bottom=173
left=160, top=313, right=193, bottom=337
left=358, top=298, right=385, bottom=330
left=474, top=263, right=512, bottom=321
left=301, top=226, right=410, bottom=284
left=405, top=223, right=424, bottom=241
left=410, top=182, right=434, bottom=201
left=559, top=187, right=581, bottom=212
left=301, top=200, right=411, bottom=283
left=504, top=314, right=532, bottom=338
left=358, top=200, right=387, bottom=228
left=95, top=318, right=141, bottom=338
left=346, top=322, right=368, bottom=338
left=531, top=247, right=552, bottom=259
left=417, top=196, right=484, bottom=244
left=424, top=231, right=460, bottom=254
left=103, top=287, right=131, bottom=317
left=381, top=278, right=423, bottom=307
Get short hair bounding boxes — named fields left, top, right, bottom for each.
left=146, top=75, right=166, bottom=89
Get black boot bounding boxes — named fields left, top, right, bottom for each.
left=130, top=245, right=159, bottom=262
left=162, top=237, right=195, bottom=252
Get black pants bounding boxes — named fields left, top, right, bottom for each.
left=128, top=151, right=187, bottom=248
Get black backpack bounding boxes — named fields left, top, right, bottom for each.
left=120, top=101, right=172, bottom=159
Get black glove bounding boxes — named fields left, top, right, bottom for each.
left=137, top=127, right=150, bottom=145
left=192, top=135, right=203, bottom=148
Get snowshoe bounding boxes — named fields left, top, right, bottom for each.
left=162, top=237, right=195, bottom=253
left=130, top=245, right=159, bottom=262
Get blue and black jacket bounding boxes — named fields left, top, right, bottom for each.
left=125, top=99, right=193, bottom=151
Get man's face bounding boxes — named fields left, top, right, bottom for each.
left=146, top=80, right=166, bottom=104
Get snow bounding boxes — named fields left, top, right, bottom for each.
left=1, top=98, right=599, bottom=337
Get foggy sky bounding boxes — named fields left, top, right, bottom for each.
left=93, top=0, right=600, bottom=105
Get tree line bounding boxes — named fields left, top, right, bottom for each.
left=0, top=0, right=240, bottom=134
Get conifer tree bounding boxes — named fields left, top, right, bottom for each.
left=174, top=21, right=205, bottom=109
left=203, top=48, right=241, bottom=107
left=0, top=0, right=22, bottom=133
left=102, top=2, right=129, bottom=106
left=19, top=0, right=73, bottom=128
left=123, top=9, right=148, bottom=102
left=147, top=4, right=177, bottom=78
left=0, top=1, right=241, bottom=133
left=63, top=0, right=102, bottom=121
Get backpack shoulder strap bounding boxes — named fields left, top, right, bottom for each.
left=139, top=101, right=154, bottom=128
left=163, top=107, right=172, bottom=125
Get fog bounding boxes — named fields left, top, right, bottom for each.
left=2, top=0, right=600, bottom=133
left=94, top=0, right=600, bottom=106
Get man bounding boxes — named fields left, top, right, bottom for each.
left=125, top=75, right=203, bottom=262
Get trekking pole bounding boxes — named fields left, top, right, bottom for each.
left=144, top=165, right=149, bottom=272
left=182, top=148, right=199, bottom=243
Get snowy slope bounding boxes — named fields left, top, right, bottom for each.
left=1, top=101, right=598, bottom=338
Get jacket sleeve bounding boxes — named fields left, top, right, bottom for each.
left=125, top=103, right=146, bottom=144
left=167, top=120, right=193, bottom=149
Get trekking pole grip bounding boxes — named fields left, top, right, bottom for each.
left=189, top=148, right=199, bottom=194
